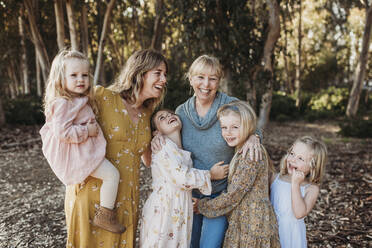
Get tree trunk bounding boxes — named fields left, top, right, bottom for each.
left=7, top=63, right=20, bottom=97
left=9, top=82, right=16, bottom=99
left=94, top=0, right=116, bottom=85
left=81, top=3, right=89, bottom=55
left=18, top=9, right=29, bottom=95
left=257, top=0, right=280, bottom=131
left=54, top=0, right=65, bottom=50
left=0, top=98, right=5, bottom=126
left=24, top=0, right=50, bottom=82
left=151, top=0, right=164, bottom=51
left=132, top=5, right=144, bottom=49
left=216, top=0, right=233, bottom=94
left=294, top=0, right=302, bottom=108
left=35, top=48, right=42, bottom=96
left=346, top=4, right=372, bottom=117
left=281, top=5, right=293, bottom=94
left=246, top=71, right=257, bottom=111
left=66, top=0, right=79, bottom=50
left=220, top=68, right=233, bottom=96
left=109, top=33, right=124, bottom=71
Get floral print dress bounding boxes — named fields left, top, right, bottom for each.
left=139, top=138, right=211, bottom=248
left=198, top=152, right=280, bottom=248
left=64, top=86, right=151, bottom=248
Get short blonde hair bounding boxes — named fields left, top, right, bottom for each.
left=43, top=49, right=95, bottom=117
left=109, top=49, right=168, bottom=111
left=218, top=101, right=274, bottom=180
left=280, top=136, right=328, bottom=184
left=217, top=100, right=257, bottom=150
left=186, top=55, right=224, bottom=81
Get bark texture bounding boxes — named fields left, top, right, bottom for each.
left=66, top=0, right=79, bottom=50
left=54, top=0, right=65, bottom=50
left=346, top=4, right=372, bottom=117
left=257, top=0, right=281, bottom=130
left=93, top=0, right=116, bottom=85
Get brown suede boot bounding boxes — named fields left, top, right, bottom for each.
left=93, top=206, right=126, bottom=234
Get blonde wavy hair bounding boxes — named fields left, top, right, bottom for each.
left=43, top=49, right=95, bottom=118
left=217, top=101, right=272, bottom=179
left=280, top=136, right=328, bottom=184
left=109, top=49, right=168, bottom=111
left=186, top=54, right=224, bottom=82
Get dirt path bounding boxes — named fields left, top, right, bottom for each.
left=0, top=121, right=371, bottom=247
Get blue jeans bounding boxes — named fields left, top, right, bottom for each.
left=190, top=193, right=228, bottom=248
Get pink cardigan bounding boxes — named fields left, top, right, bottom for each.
left=40, top=97, right=106, bottom=185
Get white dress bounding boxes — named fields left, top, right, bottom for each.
left=139, top=138, right=212, bottom=248
left=270, top=174, right=309, bottom=248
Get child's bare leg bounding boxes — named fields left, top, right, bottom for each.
left=90, top=158, right=120, bottom=209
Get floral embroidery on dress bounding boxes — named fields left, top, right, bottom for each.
left=139, top=139, right=212, bottom=248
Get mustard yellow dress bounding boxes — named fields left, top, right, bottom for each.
left=64, top=86, right=152, bottom=248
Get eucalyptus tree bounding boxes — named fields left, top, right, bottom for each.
left=347, top=1, right=372, bottom=117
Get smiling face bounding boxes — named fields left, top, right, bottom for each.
left=287, top=141, right=313, bottom=176
left=219, top=112, right=242, bottom=148
left=64, top=58, right=90, bottom=96
left=153, top=110, right=182, bottom=136
left=140, top=62, right=167, bottom=101
left=190, top=66, right=220, bottom=103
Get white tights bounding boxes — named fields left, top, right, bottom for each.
left=90, top=158, right=120, bottom=210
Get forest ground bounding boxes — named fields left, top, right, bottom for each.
left=0, top=121, right=371, bottom=248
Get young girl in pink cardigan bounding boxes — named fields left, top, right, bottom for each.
left=40, top=49, right=125, bottom=234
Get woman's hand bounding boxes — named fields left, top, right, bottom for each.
left=210, top=161, right=229, bottom=180
left=150, top=132, right=166, bottom=153
left=192, top=197, right=200, bottom=214
left=239, top=134, right=262, bottom=161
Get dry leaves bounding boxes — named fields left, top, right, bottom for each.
left=0, top=121, right=370, bottom=247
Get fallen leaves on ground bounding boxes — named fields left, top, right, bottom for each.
left=0, top=122, right=370, bottom=247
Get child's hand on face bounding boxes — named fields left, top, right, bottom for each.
left=87, top=122, right=99, bottom=137
left=210, top=161, right=229, bottom=180
left=291, top=168, right=305, bottom=185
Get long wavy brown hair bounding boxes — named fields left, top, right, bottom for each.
left=109, top=49, right=168, bottom=111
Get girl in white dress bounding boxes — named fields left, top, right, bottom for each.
left=139, top=109, right=229, bottom=248
left=270, top=136, right=328, bottom=248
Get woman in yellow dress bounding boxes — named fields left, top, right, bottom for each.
left=64, top=49, right=168, bottom=248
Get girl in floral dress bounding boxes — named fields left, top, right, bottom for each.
left=196, top=101, right=280, bottom=248
left=139, top=109, right=229, bottom=248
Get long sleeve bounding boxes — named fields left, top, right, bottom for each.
left=198, top=157, right=261, bottom=218
left=153, top=140, right=212, bottom=195
left=51, top=98, right=89, bottom=144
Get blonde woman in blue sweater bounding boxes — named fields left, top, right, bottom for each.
left=152, top=55, right=262, bottom=248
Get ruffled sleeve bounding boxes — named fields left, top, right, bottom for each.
left=152, top=139, right=212, bottom=195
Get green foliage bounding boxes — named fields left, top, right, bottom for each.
left=307, top=87, right=349, bottom=115
left=339, top=118, right=372, bottom=138
left=302, top=52, right=339, bottom=93
left=270, top=92, right=299, bottom=121
left=4, top=96, right=44, bottom=125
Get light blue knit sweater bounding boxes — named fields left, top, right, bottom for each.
left=175, top=92, right=238, bottom=196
